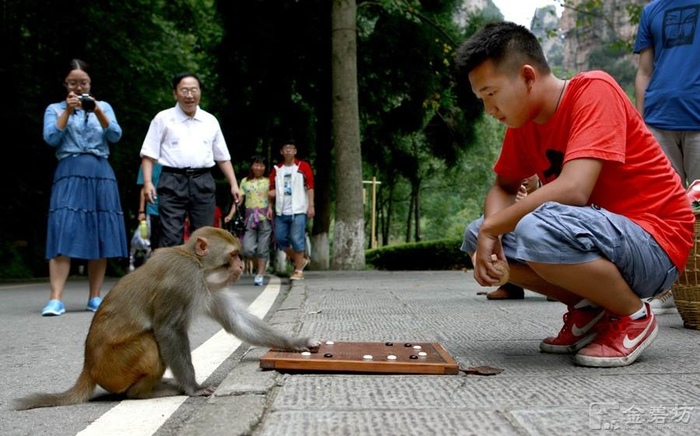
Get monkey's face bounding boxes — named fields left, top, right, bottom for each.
left=191, top=228, right=244, bottom=291
left=227, top=249, right=244, bottom=283
left=207, top=243, right=244, bottom=290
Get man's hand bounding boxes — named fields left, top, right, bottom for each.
left=144, top=181, right=157, bottom=203
left=472, top=232, right=508, bottom=287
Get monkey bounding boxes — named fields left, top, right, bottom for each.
left=16, top=226, right=319, bottom=410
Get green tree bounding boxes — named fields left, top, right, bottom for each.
left=1, top=0, right=223, bottom=277
left=332, top=0, right=366, bottom=269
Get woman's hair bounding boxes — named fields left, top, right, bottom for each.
left=247, top=155, right=267, bottom=179
left=455, top=21, right=550, bottom=77
left=64, top=58, right=89, bottom=79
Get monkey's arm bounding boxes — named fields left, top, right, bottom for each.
left=209, top=291, right=318, bottom=352
left=153, top=316, right=213, bottom=396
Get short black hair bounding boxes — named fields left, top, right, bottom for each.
left=455, top=21, right=550, bottom=78
left=280, top=139, right=296, bottom=149
left=250, top=155, right=266, bottom=165
left=247, top=155, right=267, bottom=178
left=172, top=72, right=202, bottom=90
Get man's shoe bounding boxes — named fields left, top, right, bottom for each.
left=540, top=306, right=605, bottom=354
left=575, top=302, right=658, bottom=368
left=486, top=283, right=524, bottom=300
left=645, top=289, right=677, bottom=315
left=254, top=275, right=264, bottom=286
left=41, top=299, right=65, bottom=316
left=290, top=270, right=304, bottom=280
left=86, top=297, right=102, bottom=312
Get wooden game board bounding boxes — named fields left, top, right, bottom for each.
left=259, top=341, right=459, bottom=375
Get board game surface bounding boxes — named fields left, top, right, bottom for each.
left=259, top=341, right=459, bottom=375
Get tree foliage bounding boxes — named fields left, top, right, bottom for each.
left=4, top=0, right=644, bottom=277
left=1, top=0, right=224, bottom=276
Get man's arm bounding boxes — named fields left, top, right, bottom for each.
left=141, top=157, right=156, bottom=204
left=217, top=160, right=242, bottom=204
left=473, top=159, right=603, bottom=287
left=306, top=188, right=315, bottom=218
left=634, top=47, right=654, bottom=115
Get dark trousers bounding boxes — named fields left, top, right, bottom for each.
left=148, top=214, right=161, bottom=250
left=157, top=171, right=216, bottom=247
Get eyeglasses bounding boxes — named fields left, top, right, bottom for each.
left=178, top=88, right=200, bottom=96
left=65, top=80, right=91, bottom=89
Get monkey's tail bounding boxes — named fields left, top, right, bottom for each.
left=14, top=368, right=96, bottom=410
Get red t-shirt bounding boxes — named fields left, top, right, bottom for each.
left=268, top=158, right=315, bottom=191
left=495, top=71, right=694, bottom=270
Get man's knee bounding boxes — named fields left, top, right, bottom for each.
left=460, top=217, right=482, bottom=254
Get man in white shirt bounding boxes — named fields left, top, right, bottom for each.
left=140, top=72, right=241, bottom=247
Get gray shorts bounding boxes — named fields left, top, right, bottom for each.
left=242, top=219, right=272, bottom=260
left=460, top=202, right=677, bottom=299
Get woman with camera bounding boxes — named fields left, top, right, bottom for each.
left=224, top=155, right=272, bottom=286
left=41, top=58, right=127, bottom=316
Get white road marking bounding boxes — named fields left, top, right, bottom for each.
left=76, top=276, right=282, bottom=436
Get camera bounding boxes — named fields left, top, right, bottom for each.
left=79, top=94, right=96, bottom=112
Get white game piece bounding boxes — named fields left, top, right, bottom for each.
left=387, top=354, right=397, bottom=360
left=301, top=351, right=311, bottom=357
left=418, top=351, right=427, bottom=357
left=413, top=345, right=422, bottom=350
left=362, top=354, right=373, bottom=360
left=325, top=341, right=335, bottom=345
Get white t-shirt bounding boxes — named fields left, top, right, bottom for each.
left=279, top=165, right=295, bottom=215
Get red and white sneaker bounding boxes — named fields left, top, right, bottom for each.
left=574, top=302, right=658, bottom=368
left=540, top=306, right=605, bottom=354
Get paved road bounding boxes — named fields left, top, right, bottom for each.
left=0, top=274, right=281, bottom=436
left=2, top=270, right=700, bottom=435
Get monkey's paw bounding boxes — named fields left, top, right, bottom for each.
left=189, top=386, right=216, bottom=397
left=287, top=337, right=321, bottom=352
left=306, top=339, right=322, bottom=352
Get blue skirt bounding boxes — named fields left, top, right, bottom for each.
left=45, top=154, right=128, bottom=260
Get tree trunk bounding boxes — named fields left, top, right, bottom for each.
left=405, top=191, right=413, bottom=243
left=413, top=180, right=421, bottom=242
left=331, top=0, right=365, bottom=269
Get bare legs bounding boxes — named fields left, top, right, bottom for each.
left=256, top=257, right=267, bottom=277
left=48, top=256, right=105, bottom=301
left=508, top=259, right=643, bottom=316
left=87, top=258, right=106, bottom=299
left=49, top=256, right=71, bottom=300
left=284, top=248, right=306, bottom=271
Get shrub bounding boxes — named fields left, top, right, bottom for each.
left=365, top=238, right=473, bottom=271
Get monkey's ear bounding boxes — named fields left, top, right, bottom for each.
left=194, top=236, right=209, bottom=257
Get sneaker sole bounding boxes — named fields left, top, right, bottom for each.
left=41, top=310, right=65, bottom=316
left=539, top=333, right=596, bottom=354
left=650, top=307, right=678, bottom=315
left=573, top=323, right=659, bottom=368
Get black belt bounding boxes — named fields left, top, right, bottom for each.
left=161, top=166, right=212, bottom=176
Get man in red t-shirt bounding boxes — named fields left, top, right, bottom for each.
left=456, top=22, right=694, bottom=368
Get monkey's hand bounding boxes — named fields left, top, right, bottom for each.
left=185, top=385, right=216, bottom=397
left=285, top=337, right=321, bottom=352
left=305, top=338, right=322, bottom=352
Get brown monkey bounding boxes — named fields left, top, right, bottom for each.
left=16, top=227, right=319, bottom=410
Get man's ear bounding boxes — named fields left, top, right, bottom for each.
left=521, top=65, right=537, bottom=89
